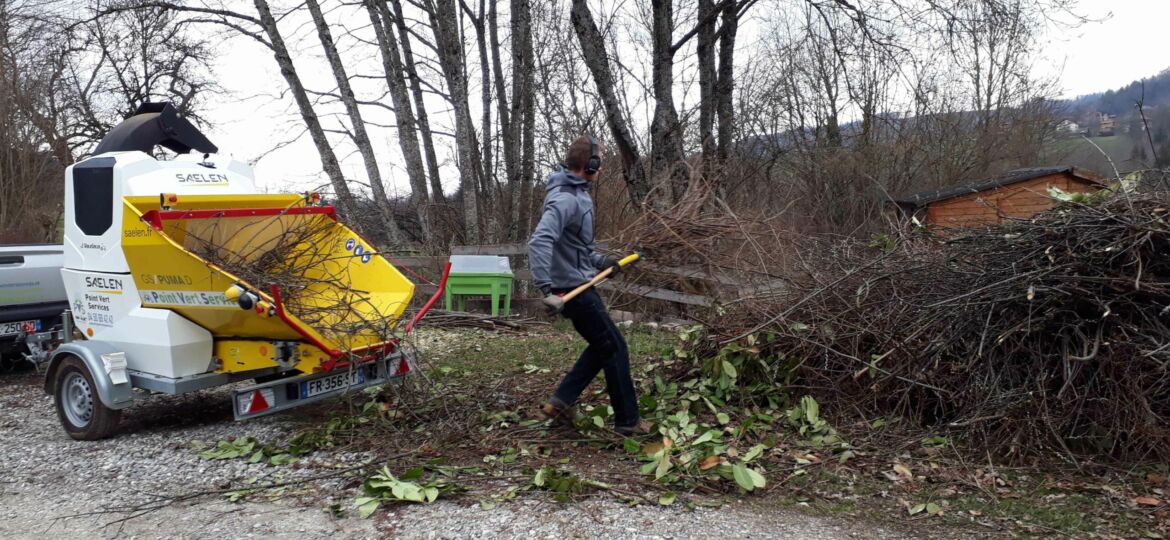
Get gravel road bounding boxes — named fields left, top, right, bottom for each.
left=0, top=369, right=912, bottom=539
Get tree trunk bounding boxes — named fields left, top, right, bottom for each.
left=429, top=0, right=481, bottom=243
left=466, top=0, right=499, bottom=240
left=506, top=0, right=535, bottom=239
left=367, top=0, right=432, bottom=243
left=252, top=0, right=356, bottom=217
left=304, top=0, right=401, bottom=243
left=697, top=0, right=717, bottom=175
left=390, top=0, right=445, bottom=204
left=568, top=0, right=648, bottom=205
left=649, top=0, right=686, bottom=203
left=714, top=0, right=738, bottom=162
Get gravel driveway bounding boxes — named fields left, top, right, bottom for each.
left=0, top=370, right=909, bottom=539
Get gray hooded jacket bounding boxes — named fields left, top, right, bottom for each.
left=527, top=168, right=606, bottom=292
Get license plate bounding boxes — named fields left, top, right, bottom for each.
left=300, top=368, right=366, bottom=399
left=0, top=319, right=39, bottom=337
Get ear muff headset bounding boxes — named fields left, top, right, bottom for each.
left=585, top=136, right=601, bottom=175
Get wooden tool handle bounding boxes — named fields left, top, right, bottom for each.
left=559, top=253, right=641, bottom=303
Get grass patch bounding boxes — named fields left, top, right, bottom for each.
left=417, top=325, right=675, bottom=380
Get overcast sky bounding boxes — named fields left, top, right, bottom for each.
left=200, top=0, right=1170, bottom=194
left=1037, top=0, right=1169, bottom=98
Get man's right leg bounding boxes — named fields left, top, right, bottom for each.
left=550, top=289, right=612, bottom=410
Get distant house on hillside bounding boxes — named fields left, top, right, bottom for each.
left=893, top=167, right=1106, bottom=228
left=1099, top=112, right=1116, bottom=136
left=1056, top=119, right=1083, bottom=135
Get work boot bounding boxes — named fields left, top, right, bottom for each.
left=539, top=402, right=577, bottom=429
left=615, top=419, right=654, bottom=436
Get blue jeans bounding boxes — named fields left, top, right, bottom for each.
left=549, top=288, right=639, bottom=428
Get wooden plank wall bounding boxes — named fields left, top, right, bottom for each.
left=387, top=244, right=763, bottom=310
left=927, top=172, right=1102, bottom=228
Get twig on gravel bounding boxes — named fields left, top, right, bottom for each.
left=61, top=450, right=418, bottom=530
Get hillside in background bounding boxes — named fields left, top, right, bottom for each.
left=1065, top=68, right=1170, bottom=115
left=1046, top=68, right=1170, bottom=175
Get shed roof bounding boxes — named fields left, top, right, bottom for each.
left=893, top=167, right=1106, bottom=208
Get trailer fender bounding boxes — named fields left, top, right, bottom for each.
left=43, top=342, right=135, bottom=409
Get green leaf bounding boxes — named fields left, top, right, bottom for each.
left=926, top=502, right=941, bottom=515
left=732, top=464, right=754, bottom=491
left=533, top=467, right=547, bottom=487
left=746, top=467, right=767, bottom=489
left=658, top=492, right=677, bottom=506
left=716, top=412, right=730, bottom=425
left=693, top=430, right=718, bottom=445
left=400, top=467, right=425, bottom=481
left=742, top=444, right=766, bottom=463
left=248, top=450, right=264, bottom=463
left=400, top=483, right=424, bottom=502
left=423, top=486, right=440, bottom=503
left=655, top=456, right=673, bottom=480
left=838, top=450, right=856, bottom=464
left=623, top=438, right=641, bottom=454
left=909, top=503, right=925, bottom=516
left=268, top=453, right=295, bottom=466
left=721, top=360, right=737, bottom=379
left=802, top=396, right=819, bottom=424
left=355, top=497, right=380, bottom=519
left=640, top=461, right=657, bottom=475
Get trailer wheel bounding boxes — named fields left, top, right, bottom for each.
left=53, top=355, right=121, bottom=440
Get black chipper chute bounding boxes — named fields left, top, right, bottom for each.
left=92, top=102, right=218, bottom=156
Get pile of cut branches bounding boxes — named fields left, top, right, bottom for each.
left=702, top=191, right=1170, bottom=462
left=178, top=213, right=400, bottom=343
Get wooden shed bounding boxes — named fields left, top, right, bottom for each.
left=893, top=167, right=1107, bottom=228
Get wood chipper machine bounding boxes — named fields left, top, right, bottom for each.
left=42, top=103, right=449, bottom=440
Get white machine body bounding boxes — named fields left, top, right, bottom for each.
left=63, top=151, right=258, bottom=378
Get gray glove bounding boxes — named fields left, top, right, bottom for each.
left=600, top=256, right=622, bottom=275
left=542, top=294, right=565, bottom=315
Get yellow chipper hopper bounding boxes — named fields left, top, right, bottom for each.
left=43, top=103, right=449, bottom=440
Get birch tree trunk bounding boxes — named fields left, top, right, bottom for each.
left=505, top=0, right=535, bottom=239
left=465, top=0, right=499, bottom=240
left=389, top=0, right=445, bottom=204
left=568, top=0, right=648, bottom=205
left=466, top=0, right=492, bottom=193
left=304, top=0, right=401, bottom=243
left=252, top=0, right=356, bottom=217
left=367, top=0, right=432, bottom=243
left=429, top=0, right=481, bottom=243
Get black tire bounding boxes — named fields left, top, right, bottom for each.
left=53, top=355, right=122, bottom=440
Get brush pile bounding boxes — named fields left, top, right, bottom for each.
left=703, top=191, right=1170, bottom=461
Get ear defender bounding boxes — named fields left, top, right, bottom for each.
left=585, top=136, right=601, bottom=175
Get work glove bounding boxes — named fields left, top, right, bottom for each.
left=600, top=256, right=622, bottom=275
left=542, top=294, right=565, bottom=315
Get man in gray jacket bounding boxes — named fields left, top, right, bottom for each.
left=528, top=136, right=649, bottom=436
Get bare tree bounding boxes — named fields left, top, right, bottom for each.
left=305, top=0, right=402, bottom=243
left=569, top=0, right=648, bottom=204
left=426, top=0, right=481, bottom=243
left=503, top=0, right=534, bottom=240
left=366, top=0, right=432, bottom=242
left=389, top=0, right=445, bottom=205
